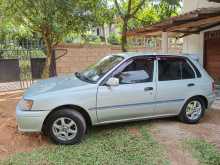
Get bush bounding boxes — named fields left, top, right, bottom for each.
left=85, top=35, right=102, bottom=43
left=108, top=32, right=120, bottom=45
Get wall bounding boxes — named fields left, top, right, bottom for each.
left=183, top=0, right=220, bottom=13
left=55, top=44, right=181, bottom=75
left=183, top=0, right=220, bottom=64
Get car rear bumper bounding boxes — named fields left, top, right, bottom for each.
left=16, top=105, right=50, bottom=132
left=207, top=94, right=216, bottom=109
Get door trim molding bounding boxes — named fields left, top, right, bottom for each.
left=89, top=98, right=184, bottom=111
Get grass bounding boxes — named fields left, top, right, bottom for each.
left=1, top=122, right=169, bottom=165
left=184, top=139, right=220, bottom=165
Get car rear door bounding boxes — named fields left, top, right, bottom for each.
left=155, top=56, right=198, bottom=116
left=96, top=56, right=157, bottom=123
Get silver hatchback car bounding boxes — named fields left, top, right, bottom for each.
left=16, top=53, right=216, bottom=144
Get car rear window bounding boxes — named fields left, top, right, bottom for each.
left=158, top=57, right=195, bottom=81
left=187, top=59, right=202, bottom=78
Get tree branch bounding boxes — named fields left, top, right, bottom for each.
left=127, top=0, right=132, bottom=16
left=131, top=0, right=146, bottom=16
left=114, top=0, right=123, bottom=17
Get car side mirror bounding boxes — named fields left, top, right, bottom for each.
left=106, top=77, right=119, bottom=86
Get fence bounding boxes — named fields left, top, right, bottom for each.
left=0, top=39, right=56, bottom=92
left=0, top=41, right=182, bottom=92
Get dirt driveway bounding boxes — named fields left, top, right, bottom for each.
left=150, top=100, right=220, bottom=165
left=0, top=91, right=49, bottom=160
left=0, top=90, right=220, bottom=164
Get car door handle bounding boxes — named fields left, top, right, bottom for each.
left=187, top=83, right=195, bottom=87
left=144, top=87, right=153, bottom=91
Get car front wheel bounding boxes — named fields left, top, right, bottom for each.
left=179, top=98, right=205, bottom=124
left=47, top=109, right=86, bottom=145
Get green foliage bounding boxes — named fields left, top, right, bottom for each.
left=84, top=35, right=102, bottom=43
left=108, top=32, right=120, bottom=45
left=64, top=33, right=104, bottom=44
left=1, top=123, right=169, bottom=165
left=4, top=0, right=98, bottom=44
left=0, top=43, right=44, bottom=59
left=128, top=0, right=181, bottom=29
left=93, top=0, right=116, bottom=27
left=153, top=0, right=181, bottom=20
left=64, top=33, right=83, bottom=43
left=2, top=0, right=101, bottom=77
left=185, top=139, right=220, bottom=165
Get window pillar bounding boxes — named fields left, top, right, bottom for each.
left=162, top=32, right=168, bottom=53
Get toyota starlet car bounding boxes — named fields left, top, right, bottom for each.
left=16, top=52, right=216, bottom=144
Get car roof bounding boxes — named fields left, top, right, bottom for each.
left=112, top=52, right=191, bottom=59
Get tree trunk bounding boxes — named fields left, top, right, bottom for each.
left=121, top=18, right=128, bottom=52
left=101, top=24, right=108, bottom=45
left=42, top=36, right=53, bottom=79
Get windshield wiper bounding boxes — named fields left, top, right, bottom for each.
left=75, top=72, right=95, bottom=83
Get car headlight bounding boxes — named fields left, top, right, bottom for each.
left=19, top=99, right=33, bottom=110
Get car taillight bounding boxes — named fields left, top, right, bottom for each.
left=212, top=82, right=216, bottom=93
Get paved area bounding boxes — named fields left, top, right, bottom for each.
left=216, top=88, right=220, bottom=98
left=0, top=81, right=33, bottom=92
left=0, top=81, right=22, bottom=92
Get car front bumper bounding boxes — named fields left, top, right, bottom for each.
left=16, top=105, right=50, bottom=132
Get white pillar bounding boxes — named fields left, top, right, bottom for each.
left=162, top=32, right=168, bottom=53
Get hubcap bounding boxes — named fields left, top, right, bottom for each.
left=52, top=117, right=77, bottom=141
left=186, top=100, right=202, bottom=120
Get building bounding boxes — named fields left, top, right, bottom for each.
left=183, top=0, right=220, bottom=83
left=127, top=0, right=220, bottom=82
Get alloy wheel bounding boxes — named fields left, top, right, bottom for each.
left=52, top=117, right=78, bottom=141
left=186, top=100, right=202, bottom=121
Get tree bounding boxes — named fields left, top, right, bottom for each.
left=94, top=0, right=116, bottom=44
left=154, top=0, right=181, bottom=20
left=114, top=0, right=146, bottom=52
left=5, top=0, right=97, bottom=78
left=114, top=0, right=181, bottom=52
left=132, top=0, right=181, bottom=27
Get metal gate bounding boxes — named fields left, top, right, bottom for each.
left=0, top=40, right=56, bottom=92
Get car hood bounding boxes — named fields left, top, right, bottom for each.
left=24, top=74, right=89, bottom=97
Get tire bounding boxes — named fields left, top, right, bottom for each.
left=46, top=109, right=86, bottom=145
left=179, top=97, right=205, bottom=124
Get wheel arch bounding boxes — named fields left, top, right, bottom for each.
left=42, top=104, right=92, bottom=132
left=184, top=95, right=208, bottom=109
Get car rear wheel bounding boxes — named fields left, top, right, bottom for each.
left=47, top=109, right=86, bottom=145
left=179, top=98, right=205, bottom=124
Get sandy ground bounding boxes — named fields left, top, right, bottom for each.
left=0, top=90, right=220, bottom=164
left=149, top=101, right=220, bottom=165
left=0, top=91, right=49, bottom=160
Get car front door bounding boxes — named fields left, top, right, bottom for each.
left=96, top=57, right=156, bottom=123
left=155, top=56, right=197, bottom=116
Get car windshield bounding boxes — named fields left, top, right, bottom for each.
left=75, top=55, right=124, bottom=83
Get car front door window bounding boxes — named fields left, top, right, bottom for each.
left=113, top=58, right=154, bottom=84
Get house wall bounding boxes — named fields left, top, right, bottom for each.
left=55, top=44, right=181, bottom=75
left=183, top=0, right=220, bottom=12
left=183, top=0, right=220, bottom=64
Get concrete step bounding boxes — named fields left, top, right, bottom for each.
left=211, top=98, right=220, bottom=110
